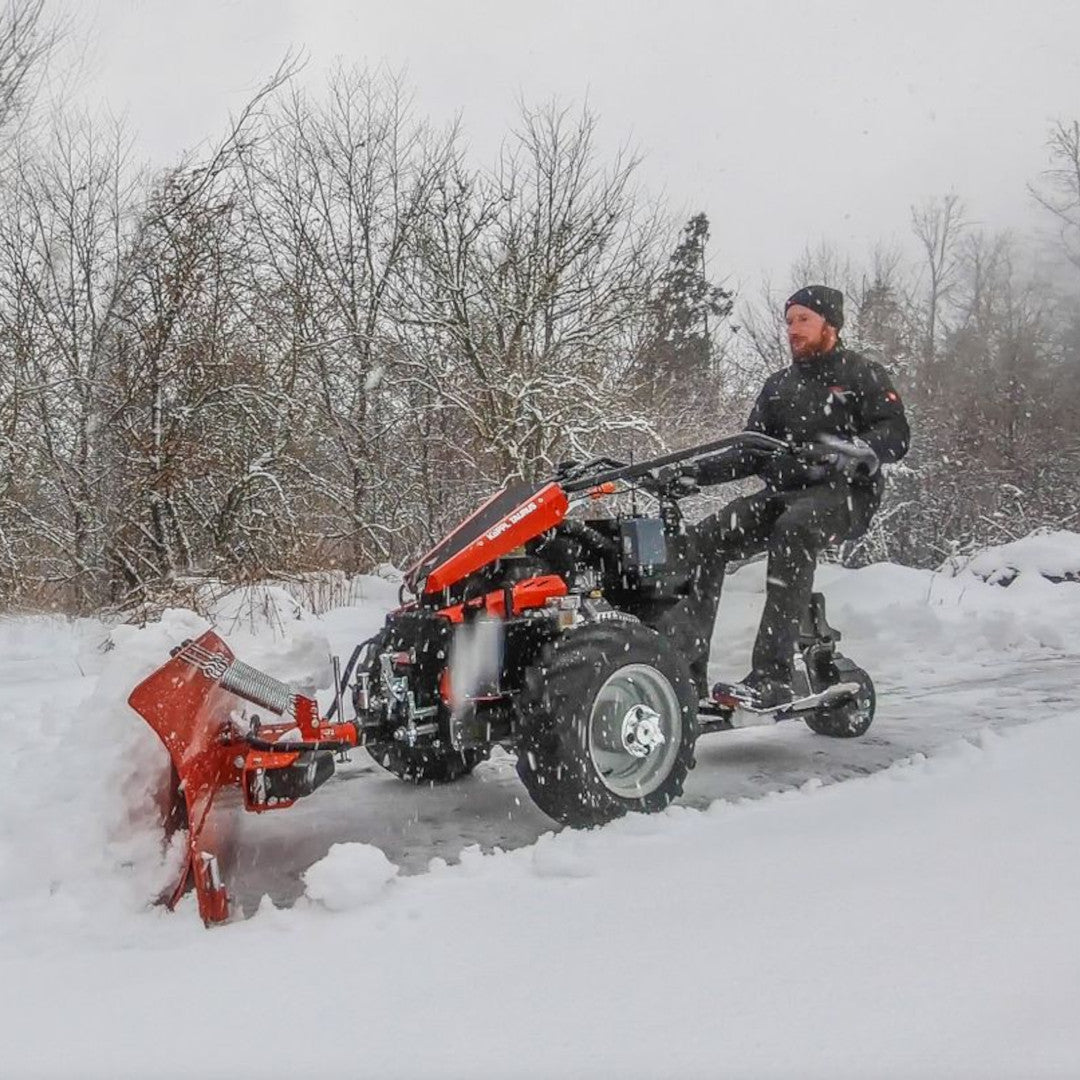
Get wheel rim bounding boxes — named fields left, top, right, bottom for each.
left=587, top=663, right=682, bottom=798
left=845, top=679, right=874, bottom=730
left=829, top=674, right=874, bottom=733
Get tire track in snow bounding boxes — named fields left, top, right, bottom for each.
left=230, top=651, right=1079, bottom=911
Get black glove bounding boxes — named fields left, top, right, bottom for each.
left=815, top=434, right=880, bottom=480
left=694, top=447, right=761, bottom=486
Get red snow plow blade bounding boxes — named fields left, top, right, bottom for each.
left=128, top=631, right=358, bottom=925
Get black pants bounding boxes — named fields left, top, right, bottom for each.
left=670, top=483, right=873, bottom=694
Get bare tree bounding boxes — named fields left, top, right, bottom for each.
left=403, top=101, right=666, bottom=506
left=910, top=193, right=966, bottom=383
left=0, top=111, right=134, bottom=608
left=101, top=60, right=302, bottom=604
left=1029, top=119, right=1080, bottom=272
left=0, top=0, right=57, bottom=133
left=236, top=66, right=455, bottom=569
left=730, top=279, right=789, bottom=389
left=789, top=240, right=856, bottom=294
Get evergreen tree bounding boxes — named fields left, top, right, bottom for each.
left=636, top=213, right=733, bottom=433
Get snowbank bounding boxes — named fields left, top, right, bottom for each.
left=942, top=529, right=1080, bottom=586
left=715, top=531, right=1080, bottom=687
left=0, top=587, right=340, bottom=950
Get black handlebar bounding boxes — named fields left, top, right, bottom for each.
left=560, top=432, right=792, bottom=494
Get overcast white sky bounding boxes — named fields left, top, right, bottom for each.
left=65, top=0, right=1080, bottom=292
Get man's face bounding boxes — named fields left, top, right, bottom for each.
left=785, top=304, right=836, bottom=360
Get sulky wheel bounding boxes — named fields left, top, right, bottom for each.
left=804, top=657, right=876, bottom=738
left=516, top=620, right=698, bottom=828
left=365, top=739, right=489, bottom=783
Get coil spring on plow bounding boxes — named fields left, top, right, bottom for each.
left=219, top=659, right=296, bottom=719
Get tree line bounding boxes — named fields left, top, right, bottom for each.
left=0, top=2, right=1076, bottom=613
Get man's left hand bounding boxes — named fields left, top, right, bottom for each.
left=816, top=434, right=880, bottom=479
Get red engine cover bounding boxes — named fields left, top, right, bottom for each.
left=407, top=480, right=570, bottom=595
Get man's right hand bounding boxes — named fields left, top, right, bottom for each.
left=814, top=434, right=880, bottom=479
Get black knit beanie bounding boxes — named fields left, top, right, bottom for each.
left=785, top=285, right=844, bottom=331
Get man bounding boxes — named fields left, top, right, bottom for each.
left=690, top=284, right=909, bottom=709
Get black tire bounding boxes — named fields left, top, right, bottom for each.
left=805, top=657, right=875, bottom=738
left=515, top=619, right=698, bottom=828
left=365, top=739, right=489, bottom=783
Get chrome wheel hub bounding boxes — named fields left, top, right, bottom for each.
left=621, top=704, right=665, bottom=758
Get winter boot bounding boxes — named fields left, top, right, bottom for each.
left=711, top=671, right=794, bottom=711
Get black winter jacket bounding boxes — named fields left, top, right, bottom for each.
left=700, top=345, right=910, bottom=498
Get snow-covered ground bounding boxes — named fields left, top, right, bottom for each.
left=1, top=533, right=1079, bottom=1078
